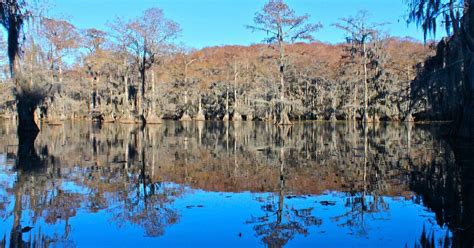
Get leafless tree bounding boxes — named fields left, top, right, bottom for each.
left=247, top=0, right=321, bottom=125
left=110, top=8, right=180, bottom=123
left=334, top=11, right=386, bottom=123
left=40, top=18, right=79, bottom=82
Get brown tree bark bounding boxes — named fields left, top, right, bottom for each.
left=277, top=29, right=292, bottom=126
left=362, top=42, right=371, bottom=123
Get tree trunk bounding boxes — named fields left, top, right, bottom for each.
left=224, top=86, right=229, bottom=121
left=194, top=96, right=205, bottom=121
left=277, top=28, right=292, bottom=125
left=49, top=46, right=54, bottom=82
left=330, top=112, right=337, bottom=122
left=225, top=89, right=229, bottom=114
left=17, top=95, right=39, bottom=134
left=279, top=38, right=285, bottom=102
left=139, top=49, right=147, bottom=119
left=234, top=61, right=239, bottom=109
left=233, top=111, right=242, bottom=121
left=363, top=42, right=371, bottom=123
left=151, top=69, right=155, bottom=95
left=58, top=55, right=63, bottom=83
left=120, top=73, right=135, bottom=123
left=199, top=96, right=202, bottom=113
left=278, top=106, right=292, bottom=125
left=353, top=81, right=358, bottom=120
left=140, top=67, right=146, bottom=117
left=145, top=69, right=162, bottom=124
left=180, top=112, right=192, bottom=121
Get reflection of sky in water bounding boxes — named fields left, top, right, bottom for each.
left=0, top=160, right=449, bottom=247
left=0, top=162, right=15, bottom=198
left=0, top=121, right=461, bottom=247
left=60, top=181, right=90, bottom=195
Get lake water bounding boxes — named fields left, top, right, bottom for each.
left=0, top=121, right=472, bottom=247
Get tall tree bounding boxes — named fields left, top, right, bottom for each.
left=176, top=47, right=197, bottom=118
left=1, top=0, right=43, bottom=138
left=82, top=28, right=107, bottom=112
left=334, top=11, right=385, bottom=123
left=40, top=18, right=79, bottom=82
left=112, top=8, right=180, bottom=123
left=247, top=0, right=321, bottom=125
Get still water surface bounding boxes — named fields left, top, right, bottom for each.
left=0, top=121, right=472, bottom=247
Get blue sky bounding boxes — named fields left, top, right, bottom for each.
left=49, top=0, right=438, bottom=48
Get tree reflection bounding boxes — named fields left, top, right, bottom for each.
left=0, top=122, right=184, bottom=247
left=8, top=143, right=76, bottom=248
left=409, top=138, right=474, bottom=247
left=330, top=125, right=390, bottom=236
left=246, top=127, right=322, bottom=248
left=0, top=120, right=472, bottom=247
left=112, top=129, right=183, bottom=237
left=85, top=124, right=184, bottom=238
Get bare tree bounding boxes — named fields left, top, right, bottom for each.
left=179, top=48, right=198, bottom=118
left=247, top=0, right=321, bottom=125
left=82, top=28, right=106, bottom=53
left=111, top=8, right=180, bottom=123
left=82, top=28, right=107, bottom=112
left=0, top=2, right=434, bottom=126
left=40, top=18, right=79, bottom=82
left=334, top=11, right=385, bottom=123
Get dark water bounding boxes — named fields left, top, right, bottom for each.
left=0, top=121, right=473, bottom=247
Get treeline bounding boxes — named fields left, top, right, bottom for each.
left=0, top=2, right=434, bottom=124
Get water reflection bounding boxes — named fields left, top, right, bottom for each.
left=0, top=121, right=472, bottom=247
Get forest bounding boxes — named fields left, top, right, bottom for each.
left=1, top=1, right=474, bottom=247
left=0, top=0, right=472, bottom=138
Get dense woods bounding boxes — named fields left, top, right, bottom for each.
left=0, top=37, right=434, bottom=123
left=1, top=1, right=474, bottom=247
left=0, top=0, right=436, bottom=126
left=0, top=0, right=471, bottom=139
